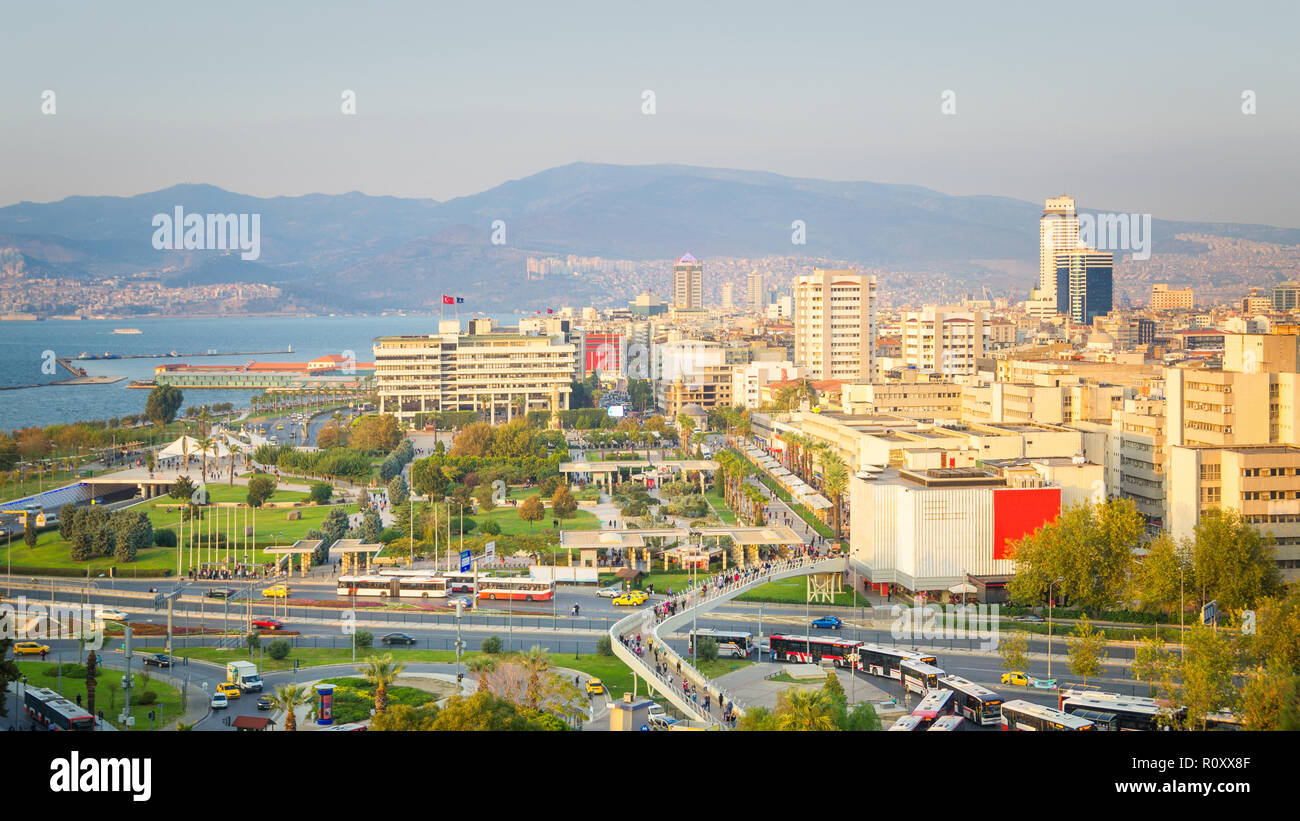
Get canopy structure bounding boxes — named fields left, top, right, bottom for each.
left=949, top=582, right=978, bottom=594
left=157, top=435, right=231, bottom=460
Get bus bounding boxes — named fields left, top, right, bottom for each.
left=900, top=660, right=945, bottom=695
left=911, top=689, right=956, bottom=726
left=1001, top=699, right=1095, bottom=731
left=1066, top=708, right=1118, bottom=731
left=927, top=715, right=968, bottom=732
left=337, top=575, right=448, bottom=599
left=437, top=572, right=477, bottom=593
left=476, top=576, right=555, bottom=601
left=937, top=675, right=1004, bottom=726
left=1058, top=690, right=1179, bottom=731
left=853, top=644, right=939, bottom=682
left=767, top=634, right=860, bottom=667
left=887, top=714, right=926, bottom=731
left=1203, top=709, right=1244, bottom=731
left=24, top=686, right=94, bottom=731
left=688, top=629, right=753, bottom=659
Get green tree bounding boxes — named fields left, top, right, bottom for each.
left=1241, top=665, right=1300, bottom=731
left=360, top=508, right=383, bottom=543
left=1177, top=624, right=1241, bottom=730
left=696, top=637, right=719, bottom=663
left=1007, top=498, right=1141, bottom=612
left=1131, top=636, right=1177, bottom=698
left=308, top=481, right=333, bottom=505
left=472, top=483, right=496, bottom=513
left=410, top=458, right=449, bottom=499
left=23, top=514, right=37, bottom=548
left=370, top=703, right=439, bottom=731
left=550, top=485, right=577, bottom=520
left=1131, top=533, right=1188, bottom=617
left=358, top=653, right=407, bottom=714
left=168, top=475, right=197, bottom=501
left=736, top=705, right=777, bottom=731
left=386, top=475, right=409, bottom=507
left=322, top=506, right=350, bottom=544
left=997, top=629, right=1030, bottom=675
left=1249, top=587, right=1300, bottom=671
left=1191, top=508, right=1282, bottom=614
left=820, top=452, right=848, bottom=540
left=519, top=494, right=545, bottom=531
left=267, top=638, right=291, bottom=660
left=0, top=640, right=20, bottom=720
left=245, top=474, right=277, bottom=508
left=111, top=510, right=152, bottom=563
left=145, top=384, right=184, bottom=428
left=428, top=691, right=564, bottom=731
left=773, top=688, right=838, bottom=731
left=481, top=635, right=503, bottom=654
left=1066, top=615, right=1106, bottom=684
left=451, top=422, right=495, bottom=458
left=467, top=657, right=498, bottom=693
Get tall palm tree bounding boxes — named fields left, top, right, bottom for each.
left=821, top=452, right=848, bottom=540
left=775, top=688, right=838, bottom=731
left=466, top=656, right=497, bottom=692
left=358, top=654, right=407, bottom=714
left=268, top=683, right=312, bottom=731
left=675, top=414, right=696, bottom=460
left=520, top=645, right=551, bottom=710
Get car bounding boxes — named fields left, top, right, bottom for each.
left=612, top=592, right=648, bottom=607
left=446, top=596, right=472, bottom=609
left=381, top=632, right=417, bottom=645
left=1031, top=677, right=1058, bottom=690
left=143, top=653, right=172, bottom=668
left=262, top=584, right=289, bottom=598
left=276, top=424, right=283, bottom=430
left=1001, top=671, right=1031, bottom=687
left=211, top=692, right=229, bottom=709
left=216, top=682, right=242, bottom=699
left=1011, top=614, right=1045, bottom=623
left=810, top=616, right=843, bottom=629
left=13, top=641, right=50, bottom=656
left=596, top=585, right=624, bottom=598
left=206, top=587, right=238, bottom=599
left=256, top=696, right=274, bottom=711
left=100, top=610, right=129, bottom=621
left=251, top=618, right=284, bottom=631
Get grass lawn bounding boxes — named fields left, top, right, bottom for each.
left=695, top=658, right=753, bottom=679
left=8, top=500, right=358, bottom=576
left=704, top=487, right=738, bottom=525
left=16, top=660, right=185, bottom=731
left=735, top=576, right=864, bottom=607
left=318, top=676, right=445, bottom=723
left=474, top=501, right=600, bottom=536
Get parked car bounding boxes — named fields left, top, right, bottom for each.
left=143, top=653, right=172, bottom=668
left=211, top=692, right=229, bottom=709
left=251, top=618, right=284, bottom=631
left=810, top=616, right=843, bottom=629
left=381, top=632, right=417, bottom=645
left=596, top=585, right=623, bottom=598
left=206, top=587, right=237, bottom=599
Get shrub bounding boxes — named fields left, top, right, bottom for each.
left=596, top=635, right=613, bottom=657
left=267, top=638, right=291, bottom=660
left=154, top=528, right=177, bottom=548
left=355, top=630, right=373, bottom=649
left=136, top=691, right=158, bottom=706
left=308, top=481, right=333, bottom=505
left=696, top=637, right=719, bottom=663
left=479, top=521, right=501, bottom=536
left=481, top=636, right=503, bottom=654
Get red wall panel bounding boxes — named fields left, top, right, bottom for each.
left=992, top=487, right=1061, bottom=560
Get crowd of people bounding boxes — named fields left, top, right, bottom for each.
left=188, top=562, right=277, bottom=581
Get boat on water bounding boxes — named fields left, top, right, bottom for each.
left=112, top=328, right=142, bottom=334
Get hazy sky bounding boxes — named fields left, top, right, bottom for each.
left=2, top=0, right=1297, bottom=226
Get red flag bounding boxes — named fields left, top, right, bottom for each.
left=442, top=295, right=454, bottom=305
left=546, top=308, right=554, bottom=314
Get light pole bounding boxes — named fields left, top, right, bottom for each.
left=455, top=599, right=464, bottom=685
left=1047, top=576, right=1063, bottom=680
left=757, top=603, right=764, bottom=662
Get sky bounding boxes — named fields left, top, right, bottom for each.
left=1, top=0, right=1298, bottom=226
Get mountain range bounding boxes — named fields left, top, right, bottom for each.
left=2, top=163, right=1298, bottom=311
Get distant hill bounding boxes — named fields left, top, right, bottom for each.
left=2, top=164, right=1298, bottom=310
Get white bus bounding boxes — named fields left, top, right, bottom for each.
left=1001, top=699, right=1095, bottom=731
left=438, top=572, right=477, bottom=593
left=687, top=629, right=754, bottom=659
left=937, top=675, right=1004, bottom=726
left=911, top=689, right=956, bottom=727
left=900, top=660, right=945, bottom=695
left=853, top=644, right=939, bottom=682
left=1058, top=690, right=1179, bottom=731
left=477, top=576, right=555, bottom=601
left=337, top=574, right=447, bottom=599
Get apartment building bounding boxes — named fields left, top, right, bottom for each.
left=731, top=360, right=803, bottom=409
left=672, top=253, right=703, bottom=310
left=1168, top=444, right=1300, bottom=583
left=792, top=268, right=878, bottom=381
left=840, top=374, right=963, bottom=420
left=1150, top=283, right=1194, bottom=311
left=1165, top=334, right=1300, bottom=448
left=1110, top=397, right=1169, bottom=527
left=899, top=307, right=985, bottom=376
left=746, top=270, right=765, bottom=310
left=654, top=339, right=732, bottom=414
left=373, top=324, right=575, bottom=423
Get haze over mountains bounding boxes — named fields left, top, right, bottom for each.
left=2, top=163, right=1298, bottom=312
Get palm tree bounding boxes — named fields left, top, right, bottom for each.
left=675, top=414, right=696, bottom=459
left=820, top=452, right=848, bottom=540
left=196, top=433, right=214, bottom=478
left=358, top=654, right=407, bottom=714
left=227, top=442, right=242, bottom=486
left=268, top=683, right=312, bottom=731
left=520, top=645, right=551, bottom=710
left=467, top=656, right=497, bottom=692
left=775, top=688, right=838, bottom=731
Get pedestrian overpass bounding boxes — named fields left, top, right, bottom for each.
left=609, top=555, right=849, bottom=728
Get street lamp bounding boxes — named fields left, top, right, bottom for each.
left=1047, top=576, right=1063, bottom=680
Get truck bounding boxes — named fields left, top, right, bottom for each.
left=226, top=661, right=263, bottom=693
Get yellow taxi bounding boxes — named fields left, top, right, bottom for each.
left=1001, top=671, right=1031, bottom=687
left=612, top=591, right=648, bottom=607
left=216, top=682, right=242, bottom=699
left=262, top=584, right=289, bottom=598
left=14, top=641, right=51, bottom=656
left=585, top=678, right=605, bottom=696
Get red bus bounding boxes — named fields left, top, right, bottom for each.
left=767, top=634, right=860, bottom=667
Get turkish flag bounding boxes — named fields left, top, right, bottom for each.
left=442, top=295, right=454, bottom=305
left=546, top=308, right=554, bottom=314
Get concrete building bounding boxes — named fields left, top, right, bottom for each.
left=746, top=270, right=765, bottom=310
left=1272, top=280, right=1300, bottom=312
left=1151, top=283, right=1194, bottom=311
left=720, top=283, right=735, bottom=310
left=373, top=323, right=575, bottom=423
left=731, top=360, right=803, bottom=409
left=1055, top=249, right=1114, bottom=325
left=672, top=253, right=703, bottom=310
left=1165, top=334, right=1300, bottom=448
left=1168, top=444, right=1300, bottom=583
left=1038, top=195, right=1081, bottom=309
left=654, top=339, right=732, bottom=415
left=840, top=374, right=963, bottom=420
left=1110, top=397, right=1169, bottom=528
left=792, top=268, right=877, bottom=382
left=899, top=307, right=985, bottom=376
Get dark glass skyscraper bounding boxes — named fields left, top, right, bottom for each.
left=1055, top=250, right=1113, bottom=324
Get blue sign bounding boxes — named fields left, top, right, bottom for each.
left=459, top=549, right=472, bottom=572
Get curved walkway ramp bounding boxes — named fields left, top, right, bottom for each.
left=610, top=555, right=848, bottom=728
